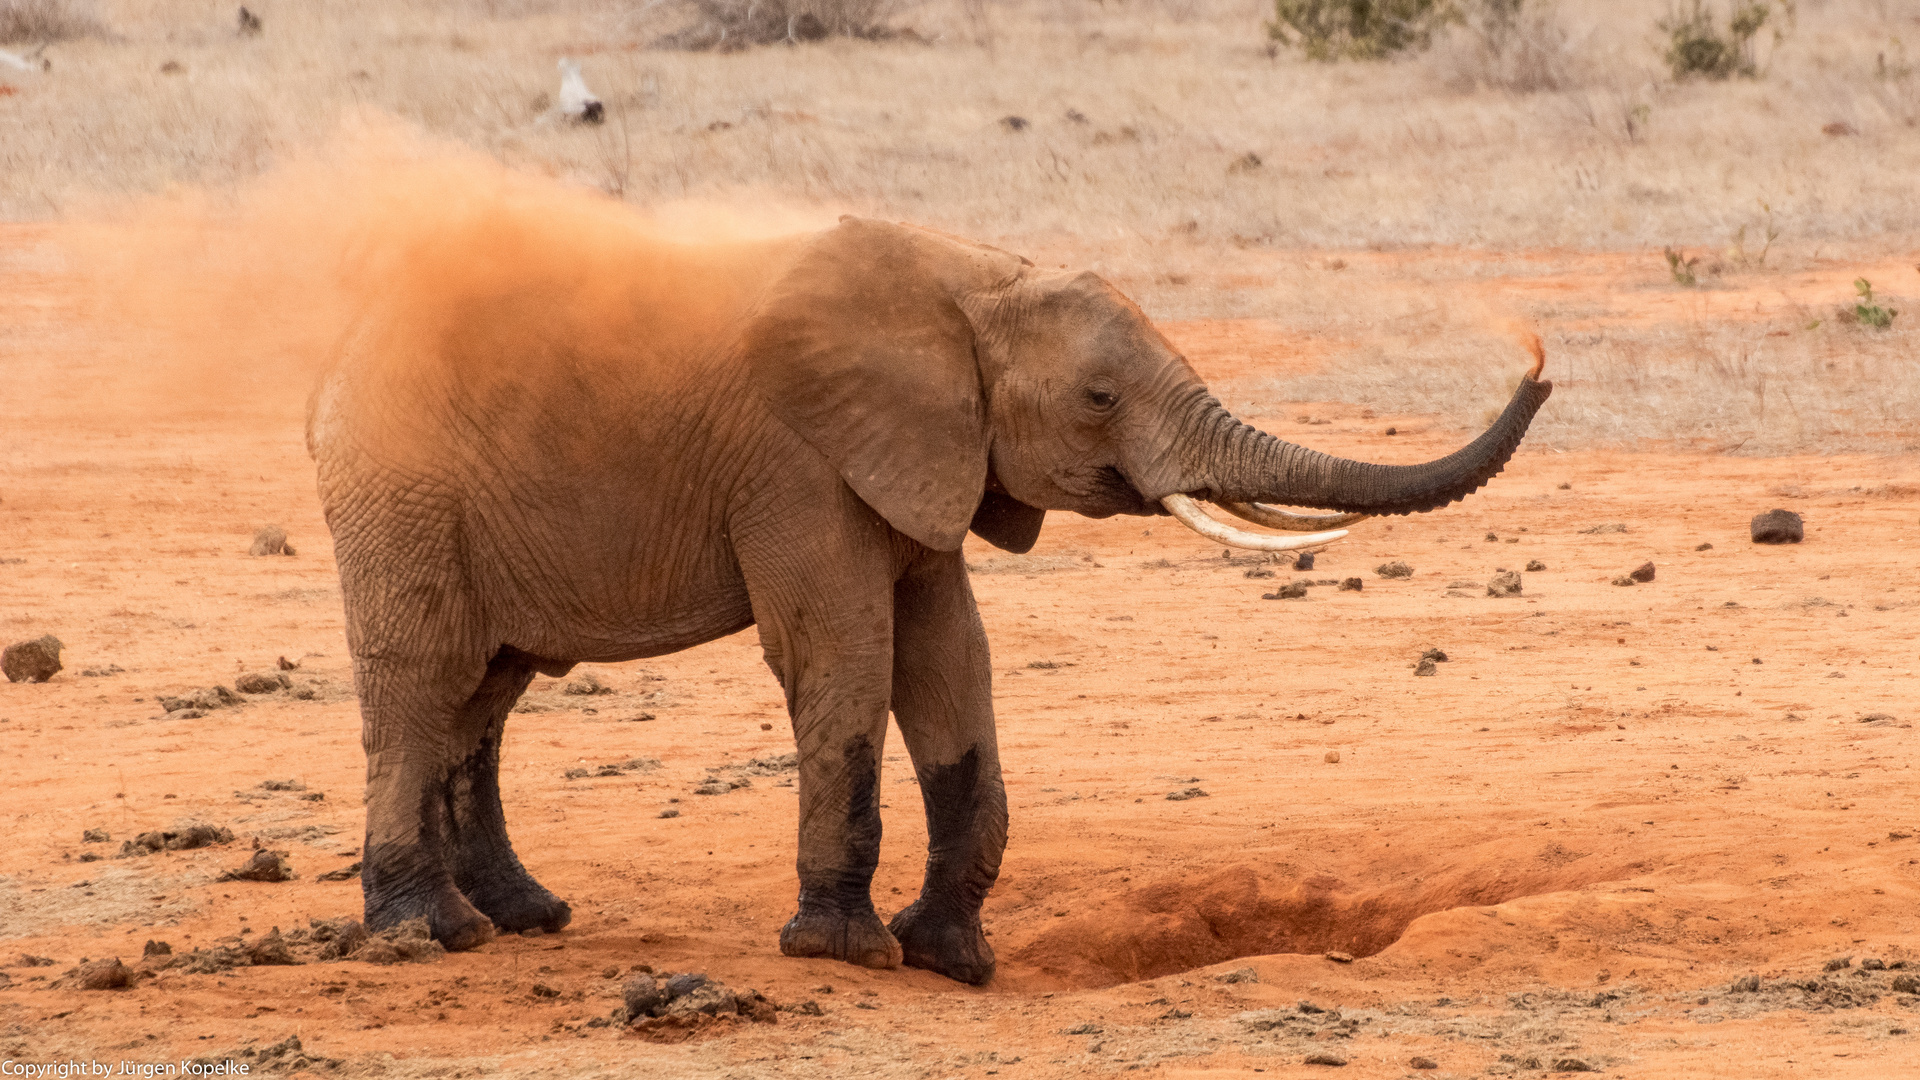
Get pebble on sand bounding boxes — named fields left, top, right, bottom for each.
left=1629, top=561, right=1656, bottom=582
left=1375, top=561, right=1414, bottom=579
left=1324, top=750, right=1340, bottom=764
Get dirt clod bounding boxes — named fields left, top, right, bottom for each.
left=624, top=971, right=777, bottom=1041
left=143, top=940, right=172, bottom=959
left=1216, top=966, right=1259, bottom=984
left=1751, top=509, right=1804, bottom=544
left=216, top=849, right=295, bottom=882
left=67, top=957, right=135, bottom=990
left=157, top=685, right=242, bottom=713
left=1262, top=581, right=1308, bottom=600
left=1611, top=575, right=1635, bottom=587
left=563, top=670, right=614, bottom=695
left=82, top=827, right=110, bottom=843
left=1303, top=1051, right=1347, bottom=1066
left=1166, top=787, right=1209, bottom=800
left=1893, top=974, right=1920, bottom=993
left=1415, top=658, right=1437, bottom=676
left=1629, top=561, right=1656, bottom=582
left=315, top=861, right=361, bottom=882
left=1375, top=561, right=1413, bottom=579
left=1526, top=559, right=1546, bottom=572
left=1295, top=552, right=1315, bottom=571
left=276, top=655, right=299, bottom=670
left=120, top=820, right=234, bottom=857
left=1409, top=1058, right=1438, bottom=1071
left=1338, top=577, right=1362, bottom=591
left=2, top=634, right=63, bottom=683
left=249, top=525, right=295, bottom=556
left=1695, top=542, right=1714, bottom=551
left=1579, top=522, right=1627, bottom=534
left=1730, top=974, right=1761, bottom=992
left=1323, top=751, right=1340, bottom=764
left=235, top=671, right=291, bottom=694
left=1487, top=570, right=1523, bottom=597
left=1421, top=648, right=1449, bottom=662
left=1325, top=950, right=1353, bottom=963
left=1551, top=1060, right=1597, bottom=1073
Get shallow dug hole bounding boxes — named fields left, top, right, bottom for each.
left=1008, top=859, right=1630, bottom=989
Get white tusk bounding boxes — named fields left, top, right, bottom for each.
left=1221, top=501, right=1370, bottom=532
left=1160, top=494, right=1347, bottom=552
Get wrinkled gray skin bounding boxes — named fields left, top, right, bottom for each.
left=308, top=218, right=1552, bottom=986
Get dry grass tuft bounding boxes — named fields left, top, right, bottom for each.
left=0, top=0, right=104, bottom=44
left=653, top=0, right=898, bottom=51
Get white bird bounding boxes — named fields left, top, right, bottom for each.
left=556, top=57, right=603, bottom=124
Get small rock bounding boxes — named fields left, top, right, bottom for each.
left=1166, top=787, right=1209, bottom=801
left=1525, top=559, right=1546, bottom=572
left=1825, top=956, right=1852, bottom=972
left=82, top=828, right=110, bottom=843
left=259, top=778, right=306, bottom=791
left=658, top=808, right=680, bottom=819
left=142, top=940, right=172, bottom=959
left=1695, top=542, right=1713, bottom=551
left=1550, top=1060, right=1597, bottom=1074
left=1323, top=751, right=1340, bottom=764
left=1485, top=532, right=1499, bottom=542
left=1375, top=561, right=1413, bottom=579
left=249, top=525, right=295, bottom=556
left=1409, top=1058, right=1439, bottom=1071
left=1893, top=973, right=1920, bottom=993
left=1579, top=522, right=1627, bottom=534
left=1262, top=581, right=1309, bottom=600
left=1415, top=658, right=1437, bottom=676
left=1751, top=509, right=1803, bottom=544
left=72, top=958, right=134, bottom=990
left=1487, top=570, right=1523, bottom=597
left=277, top=655, right=300, bottom=670
left=235, top=671, right=291, bottom=694
left=1862, top=958, right=1887, bottom=971
left=694, top=780, right=732, bottom=795
left=1216, top=967, right=1259, bottom=984
left=316, top=861, right=362, bottom=882
left=1629, top=561, right=1656, bottom=582
left=1295, top=552, right=1316, bottom=571
left=1729, top=974, right=1760, bottom=993
left=2, top=635, right=63, bottom=683
left=216, top=849, right=295, bottom=883
left=1325, top=950, right=1353, bottom=963
left=1244, top=567, right=1275, bottom=579
left=1611, top=575, right=1635, bottom=587
left=1421, top=648, right=1449, bottom=662
left=1303, top=1051, right=1347, bottom=1066
left=1337, top=577, right=1362, bottom=591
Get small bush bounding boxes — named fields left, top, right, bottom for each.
left=1664, top=246, right=1700, bottom=287
left=1268, top=0, right=1456, bottom=62
left=1659, top=0, right=1773, bottom=81
left=0, top=0, right=104, bottom=43
left=1846, top=278, right=1897, bottom=329
left=654, top=0, right=895, bottom=51
left=1440, top=0, right=1574, bottom=92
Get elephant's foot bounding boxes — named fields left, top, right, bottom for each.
left=366, top=879, right=497, bottom=952
left=888, top=899, right=995, bottom=985
left=461, top=870, right=573, bottom=936
left=779, top=908, right=902, bottom=970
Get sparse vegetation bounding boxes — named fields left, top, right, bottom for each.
left=1441, top=0, right=1574, bottom=92
left=1267, top=0, right=1456, bottom=61
left=1845, top=278, right=1897, bottom=329
left=0, top=0, right=104, bottom=43
left=1659, top=0, right=1777, bottom=80
left=654, top=0, right=897, bottom=50
left=1665, top=246, right=1700, bottom=287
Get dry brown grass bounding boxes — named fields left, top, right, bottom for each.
left=1, top=0, right=1916, bottom=451
left=0, top=0, right=104, bottom=44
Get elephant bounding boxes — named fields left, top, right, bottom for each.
left=307, top=215, right=1552, bottom=986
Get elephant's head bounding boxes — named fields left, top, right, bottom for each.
left=746, top=217, right=1552, bottom=554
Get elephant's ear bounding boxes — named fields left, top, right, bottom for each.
left=743, top=218, right=1020, bottom=551
left=969, top=491, right=1046, bottom=554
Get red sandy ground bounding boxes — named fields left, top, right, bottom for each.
left=3, top=225, right=1919, bottom=1078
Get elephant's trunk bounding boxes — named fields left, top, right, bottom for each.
left=1175, top=360, right=1553, bottom=518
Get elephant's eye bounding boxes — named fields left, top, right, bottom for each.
left=1086, top=388, right=1118, bottom=410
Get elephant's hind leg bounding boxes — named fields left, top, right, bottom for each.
left=442, top=647, right=572, bottom=935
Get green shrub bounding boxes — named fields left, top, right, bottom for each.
left=1268, top=0, right=1458, bottom=62
left=1659, top=0, right=1774, bottom=80
left=1849, top=278, right=1897, bottom=329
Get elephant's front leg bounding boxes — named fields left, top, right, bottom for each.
left=886, top=548, right=1007, bottom=985
left=744, top=533, right=904, bottom=971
